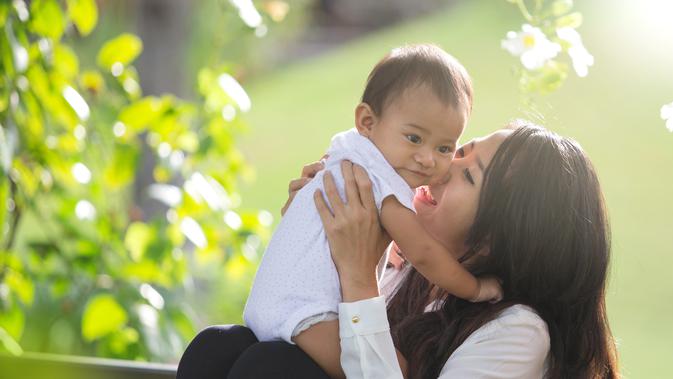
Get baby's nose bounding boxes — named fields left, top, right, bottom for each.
left=414, top=151, right=432, bottom=165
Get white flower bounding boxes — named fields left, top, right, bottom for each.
left=557, top=27, right=594, bottom=77
left=661, top=102, right=673, bottom=132
left=501, top=24, right=561, bottom=70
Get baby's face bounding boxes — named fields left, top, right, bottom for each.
left=367, top=85, right=466, bottom=188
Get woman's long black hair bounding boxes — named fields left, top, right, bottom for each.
left=387, top=124, right=618, bottom=378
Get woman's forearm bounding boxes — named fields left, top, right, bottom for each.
left=340, top=272, right=380, bottom=302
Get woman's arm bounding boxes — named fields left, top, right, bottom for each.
left=314, top=161, right=408, bottom=379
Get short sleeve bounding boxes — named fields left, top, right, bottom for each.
left=368, top=171, right=416, bottom=213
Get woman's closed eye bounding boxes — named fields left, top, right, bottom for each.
left=463, top=168, right=475, bottom=185
left=456, top=147, right=465, bottom=158
left=406, top=134, right=422, bottom=144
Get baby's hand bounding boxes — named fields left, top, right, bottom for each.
left=470, top=276, right=503, bottom=303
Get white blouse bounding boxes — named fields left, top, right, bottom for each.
left=338, top=296, right=550, bottom=379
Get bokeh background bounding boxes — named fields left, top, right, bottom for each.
left=1, top=0, right=672, bottom=378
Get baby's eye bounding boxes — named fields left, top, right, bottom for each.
left=456, top=147, right=465, bottom=158
left=438, top=145, right=453, bottom=154
left=406, top=134, right=422, bottom=144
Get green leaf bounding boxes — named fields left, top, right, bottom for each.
left=118, top=97, right=169, bottom=132
left=103, top=144, right=137, bottom=189
left=107, top=327, right=139, bottom=355
left=0, top=327, right=23, bottom=355
left=551, top=0, right=573, bottom=16
left=53, top=44, right=79, bottom=80
left=0, top=3, right=9, bottom=28
left=66, top=0, right=98, bottom=36
left=0, top=302, right=25, bottom=340
left=556, top=12, right=582, bottom=29
left=122, top=261, right=171, bottom=286
left=82, top=294, right=128, bottom=341
left=29, top=0, right=67, bottom=40
left=97, top=33, right=143, bottom=71
left=6, top=270, right=34, bottom=304
left=124, top=222, right=154, bottom=261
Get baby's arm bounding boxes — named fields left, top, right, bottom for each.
left=380, top=196, right=501, bottom=302
left=293, top=320, right=344, bottom=379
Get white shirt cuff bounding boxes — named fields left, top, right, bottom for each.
left=338, top=296, right=390, bottom=339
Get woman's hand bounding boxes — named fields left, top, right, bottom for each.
left=313, top=160, right=391, bottom=302
left=281, top=158, right=326, bottom=216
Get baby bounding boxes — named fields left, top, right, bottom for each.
left=244, top=44, right=501, bottom=377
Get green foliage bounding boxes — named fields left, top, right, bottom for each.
left=82, top=295, right=127, bottom=341
left=0, top=0, right=271, bottom=361
left=96, top=33, right=142, bottom=70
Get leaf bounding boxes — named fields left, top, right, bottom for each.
left=122, top=261, right=171, bottom=286
left=97, top=33, right=143, bottom=71
left=103, top=144, right=137, bottom=189
left=118, top=97, right=169, bottom=132
left=551, top=0, right=573, bottom=16
left=107, top=327, right=139, bottom=355
left=0, top=3, right=9, bottom=28
left=82, top=294, right=128, bottom=341
left=124, top=222, right=154, bottom=261
left=556, top=12, right=582, bottom=29
left=0, top=302, right=25, bottom=340
left=53, top=44, right=80, bottom=80
left=66, top=0, right=98, bottom=36
left=6, top=270, right=34, bottom=304
left=29, top=0, right=67, bottom=40
left=0, top=327, right=23, bottom=355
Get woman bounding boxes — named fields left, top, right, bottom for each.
left=177, top=124, right=618, bottom=378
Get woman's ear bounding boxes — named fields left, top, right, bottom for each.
left=355, top=103, right=377, bottom=137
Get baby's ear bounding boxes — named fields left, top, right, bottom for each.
left=355, top=103, right=377, bottom=137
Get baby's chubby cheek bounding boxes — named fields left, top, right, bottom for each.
left=429, top=166, right=452, bottom=186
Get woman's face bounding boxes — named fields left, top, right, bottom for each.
left=413, top=129, right=512, bottom=259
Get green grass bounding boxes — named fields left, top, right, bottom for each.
left=236, top=0, right=673, bottom=377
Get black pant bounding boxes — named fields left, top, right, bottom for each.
left=176, top=325, right=331, bottom=379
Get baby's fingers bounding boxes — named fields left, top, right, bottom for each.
left=288, top=177, right=311, bottom=194
left=301, top=160, right=325, bottom=179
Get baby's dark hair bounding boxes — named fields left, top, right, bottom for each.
left=361, top=44, right=473, bottom=117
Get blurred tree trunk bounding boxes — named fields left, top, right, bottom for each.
left=133, top=0, right=193, bottom=219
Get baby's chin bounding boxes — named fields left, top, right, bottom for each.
left=397, top=170, right=432, bottom=189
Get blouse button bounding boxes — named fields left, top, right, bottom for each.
left=351, top=315, right=360, bottom=324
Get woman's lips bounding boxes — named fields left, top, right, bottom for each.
left=415, top=186, right=437, bottom=206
